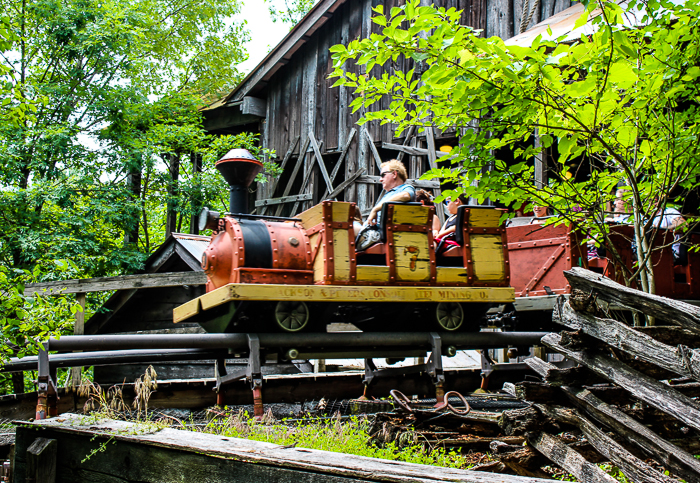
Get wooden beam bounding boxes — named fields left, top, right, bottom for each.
left=327, top=169, right=366, bottom=201
left=541, top=332, right=700, bottom=432
left=291, top=139, right=324, bottom=215
left=308, top=132, right=334, bottom=195
left=330, top=128, right=356, bottom=184
left=25, top=271, right=207, bottom=296
left=539, top=405, right=677, bottom=483
left=262, top=135, right=300, bottom=214
left=356, top=175, right=440, bottom=189
left=226, top=0, right=339, bottom=102
left=275, top=136, right=312, bottom=217
left=26, top=437, right=57, bottom=483
left=528, top=431, right=618, bottom=483
left=564, top=267, right=700, bottom=333
left=424, top=127, right=439, bottom=171
left=395, top=125, right=416, bottom=163
left=70, top=292, right=86, bottom=387
left=363, top=128, right=383, bottom=170
left=255, top=194, right=312, bottom=208
left=383, top=142, right=452, bottom=158
left=240, top=96, right=267, bottom=117
left=554, top=299, right=700, bottom=382
left=526, top=357, right=700, bottom=483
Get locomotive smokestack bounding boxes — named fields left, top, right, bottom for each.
left=215, top=149, right=264, bottom=214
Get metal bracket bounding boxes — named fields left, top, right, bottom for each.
left=362, top=333, right=445, bottom=388
left=36, top=346, right=59, bottom=420
left=214, top=334, right=263, bottom=393
left=480, top=349, right=496, bottom=380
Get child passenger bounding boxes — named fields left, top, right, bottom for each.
left=434, top=194, right=468, bottom=253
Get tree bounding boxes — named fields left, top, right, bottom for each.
left=266, top=0, right=318, bottom=28
left=330, top=0, right=700, bottom=294
left=0, top=0, right=249, bottom=275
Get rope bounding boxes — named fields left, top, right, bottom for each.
left=520, top=0, right=541, bottom=34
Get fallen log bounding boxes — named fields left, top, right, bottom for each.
left=553, top=299, right=700, bottom=382
left=537, top=405, right=678, bottom=483
left=526, top=357, right=700, bottom=483
left=542, top=333, right=700, bottom=432
left=528, top=431, right=619, bottom=483
left=564, top=267, right=700, bottom=332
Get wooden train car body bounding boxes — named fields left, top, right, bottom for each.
left=508, top=220, right=700, bottom=301
left=176, top=201, right=515, bottom=333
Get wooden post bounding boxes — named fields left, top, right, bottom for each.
left=70, top=292, right=86, bottom=388
left=425, top=127, right=445, bottom=223
left=125, top=165, right=141, bottom=246
left=26, top=437, right=57, bottom=483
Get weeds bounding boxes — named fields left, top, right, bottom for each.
left=194, top=409, right=479, bottom=469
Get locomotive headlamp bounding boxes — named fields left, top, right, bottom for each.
left=198, top=207, right=220, bottom=232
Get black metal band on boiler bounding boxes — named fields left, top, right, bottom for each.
left=237, top=219, right=272, bottom=268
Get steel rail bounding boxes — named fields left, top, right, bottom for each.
left=1, top=349, right=227, bottom=372
left=46, top=332, right=548, bottom=352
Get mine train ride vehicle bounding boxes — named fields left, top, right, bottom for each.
left=173, top=149, right=700, bottom=333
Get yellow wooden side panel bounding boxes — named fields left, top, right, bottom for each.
left=436, top=267, right=468, bottom=284
left=356, top=265, right=389, bottom=282
left=393, top=232, right=431, bottom=282
left=173, top=297, right=200, bottom=323
left=468, top=208, right=501, bottom=228
left=471, top=234, right=505, bottom=282
left=332, top=201, right=352, bottom=222
left=310, top=233, right=326, bottom=283
left=333, top=229, right=351, bottom=281
left=392, top=204, right=430, bottom=225
left=299, top=204, right=324, bottom=230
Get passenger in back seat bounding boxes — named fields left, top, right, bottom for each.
left=435, top=194, right=468, bottom=254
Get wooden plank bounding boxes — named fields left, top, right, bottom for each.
left=240, top=96, right=267, bottom=117
left=356, top=175, right=440, bottom=189
left=308, top=132, right=334, bottom=195
left=363, top=127, right=383, bottom=170
left=70, top=292, right=86, bottom=387
left=528, top=431, right=618, bottom=483
left=226, top=0, right=340, bottom=102
left=526, top=357, right=700, bottom=483
left=541, top=332, right=700, bottom=432
left=25, top=271, right=207, bottom=296
left=291, top=140, right=324, bottom=214
left=182, top=284, right=515, bottom=319
left=26, top=437, right=57, bottom=483
left=330, top=127, right=356, bottom=184
left=554, top=299, right=700, bottom=382
left=275, top=136, right=312, bottom=217
left=564, top=267, right=700, bottom=333
left=383, top=142, right=452, bottom=158
left=539, top=405, right=675, bottom=483
left=327, top=168, right=366, bottom=201
left=395, top=125, right=415, bottom=163
left=255, top=193, right=313, bottom=208
left=262, top=135, right=300, bottom=214
left=18, top=414, right=553, bottom=483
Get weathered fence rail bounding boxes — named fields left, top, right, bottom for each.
left=495, top=268, right=700, bottom=482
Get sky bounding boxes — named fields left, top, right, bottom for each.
left=236, top=2, right=291, bottom=75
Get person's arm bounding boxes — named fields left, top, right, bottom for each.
left=436, top=225, right=457, bottom=239
left=366, top=190, right=412, bottom=225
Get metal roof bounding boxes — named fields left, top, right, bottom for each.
left=506, top=1, right=652, bottom=47
left=172, top=233, right=210, bottom=266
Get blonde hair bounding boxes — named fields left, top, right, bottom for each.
left=380, top=159, right=408, bottom=182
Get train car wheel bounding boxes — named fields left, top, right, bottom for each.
left=274, top=301, right=311, bottom=332
left=435, top=302, right=464, bottom=331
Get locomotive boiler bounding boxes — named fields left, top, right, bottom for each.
left=174, top=149, right=515, bottom=333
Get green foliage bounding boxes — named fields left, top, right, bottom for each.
left=266, top=0, right=318, bottom=28
left=198, top=410, right=476, bottom=469
left=0, top=264, right=79, bottom=365
left=330, top=0, right=700, bottom=292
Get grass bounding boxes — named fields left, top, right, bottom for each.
left=188, top=408, right=485, bottom=470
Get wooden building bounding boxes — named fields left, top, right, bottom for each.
left=203, top=0, right=578, bottom=218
